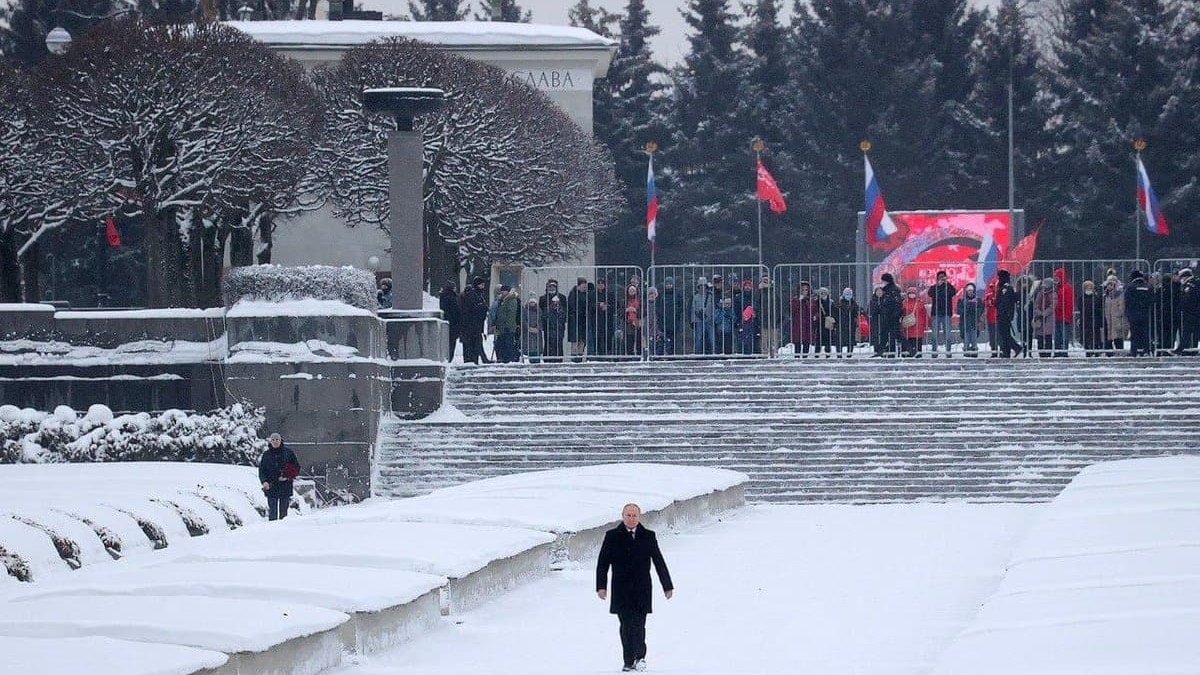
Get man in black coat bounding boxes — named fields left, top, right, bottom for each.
left=995, top=269, right=1020, bottom=358
left=258, top=433, right=300, bottom=521
left=879, top=273, right=903, bottom=356
left=438, top=281, right=461, bottom=361
left=1125, top=269, right=1153, bottom=356
left=596, top=504, right=674, bottom=672
left=459, top=276, right=489, bottom=364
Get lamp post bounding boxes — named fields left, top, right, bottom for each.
left=237, top=4, right=254, bottom=21
left=362, top=87, right=445, bottom=311
left=752, top=137, right=766, bottom=269
left=1134, top=138, right=1146, bottom=262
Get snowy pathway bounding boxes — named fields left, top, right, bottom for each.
left=332, top=503, right=1039, bottom=675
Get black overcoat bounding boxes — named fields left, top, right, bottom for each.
left=595, top=523, right=673, bottom=615
left=258, top=444, right=299, bottom=498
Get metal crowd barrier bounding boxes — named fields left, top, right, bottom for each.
left=482, top=258, right=1196, bottom=363
left=647, top=264, right=769, bottom=358
left=519, top=265, right=645, bottom=362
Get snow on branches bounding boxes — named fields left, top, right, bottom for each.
left=305, top=37, right=620, bottom=273
left=22, top=19, right=321, bottom=307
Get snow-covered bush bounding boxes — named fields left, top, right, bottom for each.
left=0, top=403, right=266, bottom=465
left=222, top=264, right=377, bottom=312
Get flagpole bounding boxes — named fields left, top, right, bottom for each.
left=646, top=141, right=657, bottom=271
left=752, top=138, right=765, bottom=269
left=1134, top=138, right=1146, bottom=262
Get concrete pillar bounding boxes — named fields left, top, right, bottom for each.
left=389, top=131, right=424, bottom=310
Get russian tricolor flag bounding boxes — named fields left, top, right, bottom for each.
left=646, top=155, right=658, bottom=242
left=1136, top=157, right=1169, bottom=236
left=976, top=229, right=999, bottom=287
left=864, top=155, right=897, bottom=245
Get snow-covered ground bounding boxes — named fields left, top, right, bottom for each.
left=328, top=503, right=1040, bottom=675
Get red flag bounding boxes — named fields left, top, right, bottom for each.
left=105, top=214, right=122, bottom=248
left=756, top=158, right=787, bottom=214
left=999, top=228, right=1039, bottom=276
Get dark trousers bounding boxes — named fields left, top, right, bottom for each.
left=462, top=331, right=483, bottom=364
left=267, top=496, right=289, bottom=521
left=617, top=611, right=647, bottom=667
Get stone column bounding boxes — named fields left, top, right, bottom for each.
left=389, top=131, right=423, bottom=310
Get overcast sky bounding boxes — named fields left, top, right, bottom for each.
left=519, top=0, right=1003, bottom=66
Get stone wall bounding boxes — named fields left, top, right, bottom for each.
left=0, top=305, right=448, bottom=502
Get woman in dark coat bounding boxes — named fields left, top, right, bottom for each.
left=833, top=288, right=862, bottom=357
left=1079, top=279, right=1105, bottom=356
left=259, top=433, right=300, bottom=521
left=541, top=296, right=567, bottom=362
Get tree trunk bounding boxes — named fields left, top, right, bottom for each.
left=20, top=241, right=40, bottom=303
left=255, top=215, right=274, bottom=264
left=198, top=223, right=222, bottom=309
left=230, top=226, right=254, bottom=267
left=145, top=210, right=186, bottom=308
left=0, top=230, right=21, bottom=303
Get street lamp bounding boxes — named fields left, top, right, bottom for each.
left=45, top=27, right=71, bottom=54
left=237, top=4, right=254, bottom=21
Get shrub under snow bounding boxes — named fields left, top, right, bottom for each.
left=222, top=264, right=377, bottom=312
left=0, top=403, right=266, bottom=465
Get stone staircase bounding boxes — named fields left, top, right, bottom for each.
left=376, top=358, right=1200, bottom=503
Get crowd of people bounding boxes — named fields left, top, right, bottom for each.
left=417, top=265, right=1199, bottom=363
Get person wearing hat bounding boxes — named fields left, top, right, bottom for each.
left=1178, top=268, right=1198, bottom=355
left=1153, top=271, right=1180, bottom=355
left=994, top=270, right=1020, bottom=358
left=494, top=285, right=521, bottom=363
left=376, top=277, right=393, bottom=309
left=1102, top=274, right=1128, bottom=355
left=460, top=276, right=490, bottom=364
left=439, top=280, right=461, bottom=362
left=522, top=293, right=543, bottom=363
left=754, top=274, right=777, bottom=356
left=594, top=277, right=617, bottom=357
left=878, top=273, right=904, bottom=356
left=259, top=433, right=300, bottom=521
left=1124, top=269, right=1153, bottom=356
left=567, top=277, right=594, bottom=362
left=656, top=276, right=684, bottom=355
left=1079, top=279, right=1105, bottom=356
left=690, top=277, right=715, bottom=355
left=926, top=270, right=957, bottom=357
left=789, top=281, right=817, bottom=357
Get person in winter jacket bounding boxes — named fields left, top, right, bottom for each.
left=439, top=281, right=461, bottom=362
left=645, top=287, right=663, bottom=356
left=1151, top=271, right=1180, bottom=355
left=623, top=285, right=643, bottom=357
left=1124, top=270, right=1153, bottom=356
left=995, top=270, right=1020, bottom=358
left=1015, top=275, right=1037, bottom=357
left=259, top=433, right=300, bottom=521
left=567, top=277, right=594, bottom=362
left=1102, top=275, right=1128, bottom=355
left=984, top=280, right=1000, bottom=357
left=901, top=286, right=930, bottom=357
left=656, top=277, right=686, bottom=356
left=1052, top=268, right=1074, bottom=357
left=834, top=288, right=861, bottom=357
left=754, top=275, right=777, bottom=356
left=715, top=297, right=736, bottom=355
left=813, top=287, right=835, bottom=357
left=879, top=273, right=904, bottom=356
left=956, top=283, right=984, bottom=356
left=541, top=295, right=567, bottom=362
left=868, top=285, right=888, bottom=356
left=460, top=276, right=490, bottom=364
left=376, top=277, right=392, bottom=309
left=926, top=270, right=957, bottom=357
left=539, top=280, right=568, bottom=359
left=736, top=303, right=760, bottom=355
left=789, top=282, right=817, bottom=357
left=521, top=295, right=542, bottom=363
left=690, top=278, right=716, bottom=355
left=1078, top=280, right=1105, bottom=356
left=1178, top=268, right=1199, bottom=355
left=594, top=278, right=617, bottom=357
left=494, top=285, right=521, bottom=363
left=1033, top=276, right=1057, bottom=357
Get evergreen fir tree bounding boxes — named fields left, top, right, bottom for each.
left=1046, top=0, right=1195, bottom=258
left=474, top=0, right=529, bottom=22
left=409, top=0, right=468, bottom=20
left=586, top=0, right=670, bottom=266
left=567, top=0, right=616, bottom=36
left=662, top=0, right=753, bottom=263
left=957, top=0, right=1054, bottom=225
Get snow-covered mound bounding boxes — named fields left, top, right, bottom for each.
left=929, top=456, right=1200, bottom=675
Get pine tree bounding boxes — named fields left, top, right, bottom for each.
left=584, top=0, right=670, bottom=266
left=567, top=0, right=616, bottom=36
left=662, top=0, right=753, bottom=263
left=474, top=0, right=529, bottom=22
left=409, top=0, right=468, bottom=20
left=957, top=0, right=1054, bottom=225
left=1045, top=0, right=1195, bottom=258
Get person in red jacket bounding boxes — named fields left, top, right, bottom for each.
left=901, top=286, right=930, bottom=357
left=1052, top=268, right=1075, bottom=357
left=984, top=279, right=1000, bottom=358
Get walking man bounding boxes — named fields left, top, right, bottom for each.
left=259, top=433, right=299, bottom=521
left=596, top=503, right=674, bottom=672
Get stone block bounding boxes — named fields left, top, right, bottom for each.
left=226, top=314, right=385, bottom=359
left=388, top=364, right=444, bottom=419
left=380, top=312, right=447, bottom=361
left=0, top=304, right=55, bottom=338
left=53, top=312, right=224, bottom=347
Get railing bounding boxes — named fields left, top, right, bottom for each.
left=480, top=259, right=1196, bottom=361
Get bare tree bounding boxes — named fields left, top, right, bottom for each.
left=305, top=37, right=620, bottom=285
left=24, top=18, right=320, bottom=307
